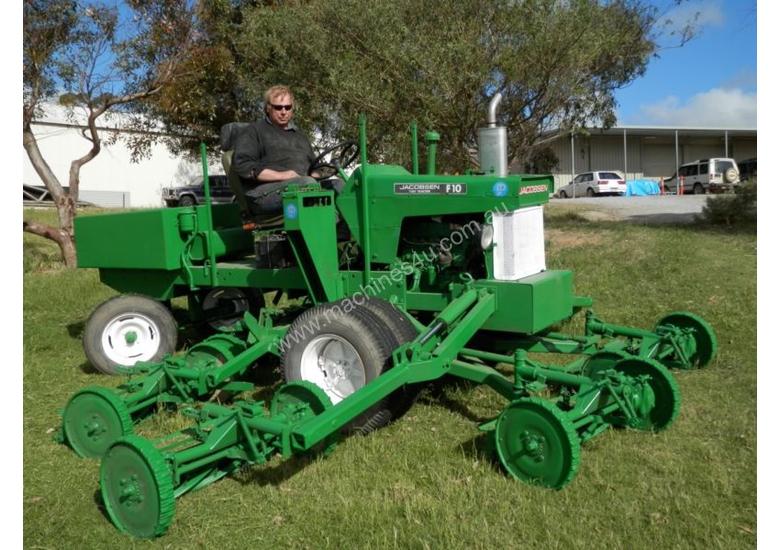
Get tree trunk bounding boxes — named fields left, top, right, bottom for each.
left=23, top=217, right=77, bottom=268
left=23, top=126, right=79, bottom=268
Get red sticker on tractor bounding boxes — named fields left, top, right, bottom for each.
left=519, top=184, right=549, bottom=195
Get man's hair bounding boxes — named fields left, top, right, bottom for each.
left=264, top=85, right=294, bottom=113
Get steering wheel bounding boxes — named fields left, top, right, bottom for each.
left=309, top=140, right=359, bottom=180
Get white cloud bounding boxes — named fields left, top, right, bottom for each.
left=634, top=87, right=757, bottom=127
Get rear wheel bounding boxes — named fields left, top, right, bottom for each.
left=83, top=295, right=178, bottom=375
left=360, top=298, right=420, bottom=418
left=281, top=300, right=399, bottom=434
left=586, top=187, right=595, bottom=197
left=693, top=183, right=705, bottom=195
left=196, top=287, right=263, bottom=331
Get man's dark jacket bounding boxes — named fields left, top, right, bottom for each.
left=231, top=117, right=315, bottom=181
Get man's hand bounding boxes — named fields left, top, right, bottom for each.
left=257, top=169, right=301, bottom=182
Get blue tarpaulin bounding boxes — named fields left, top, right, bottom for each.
left=625, top=179, right=661, bottom=197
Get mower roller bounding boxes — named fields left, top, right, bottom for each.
left=58, top=94, right=716, bottom=537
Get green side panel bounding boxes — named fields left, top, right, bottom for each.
left=75, top=204, right=244, bottom=270
left=208, top=203, right=244, bottom=227
left=76, top=208, right=185, bottom=270
left=340, top=270, right=407, bottom=302
left=476, top=271, right=574, bottom=334
left=336, top=166, right=553, bottom=265
left=100, top=269, right=180, bottom=300
left=189, top=228, right=253, bottom=261
left=283, top=190, right=341, bottom=301
left=190, top=264, right=307, bottom=290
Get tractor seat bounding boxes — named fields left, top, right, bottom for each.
left=220, top=122, right=289, bottom=229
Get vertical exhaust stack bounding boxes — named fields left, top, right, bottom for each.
left=478, top=93, right=508, bottom=176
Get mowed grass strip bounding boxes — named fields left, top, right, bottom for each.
left=23, top=208, right=756, bottom=548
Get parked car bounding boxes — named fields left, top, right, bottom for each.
left=737, top=157, right=756, bottom=182
left=162, top=175, right=235, bottom=207
left=664, top=158, right=740, bottom=194
left=556, top=171, right=626, bottom=198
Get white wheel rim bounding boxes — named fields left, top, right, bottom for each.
left=300, top=334, right=365, bottom=404
left=100, top=313, right=161, bottom=366
left=203, top=288, right=250, bottom=330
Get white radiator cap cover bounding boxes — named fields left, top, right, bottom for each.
left=492, top=205, right=546, bottom=280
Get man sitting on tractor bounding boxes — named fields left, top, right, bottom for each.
left=232, top=85, right=318, bottom=214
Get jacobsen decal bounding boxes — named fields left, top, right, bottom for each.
left=519, top=184, right=549, bottom=195
left=394, top=183, right=467, bottom=195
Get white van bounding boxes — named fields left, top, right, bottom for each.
left=665, top=158, right=740, bottom=194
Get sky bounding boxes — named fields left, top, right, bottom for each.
left=614, top=0, right=757, bottom=127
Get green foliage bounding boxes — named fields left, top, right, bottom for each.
left=698, top=180, right=757, bottom=227
left=146, top=0, right=657, bottom=170
left=524, top=146, right=559, bottom=173
left=23, top=0, right=78, bottom=121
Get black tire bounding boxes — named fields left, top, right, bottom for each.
left=359, top=298, right=421, bottom=418
left=178, top=195, right=195, bottom=207
left=558, top=190, right=568, bottom=199
left=586, top=187, right=595, bottom=197
left=196, top=287, right=264, bottom=331
left=693, top=183, right=705, bottom=195
left=281, top=300, right=399, bottom=434
left=83, top=294, right=178, bottom=375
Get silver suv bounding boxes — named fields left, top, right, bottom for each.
left=665, top=158, right=740, bottom=194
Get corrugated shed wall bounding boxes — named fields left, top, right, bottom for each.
left=548, top=134, right=642, bottom=190
left=543, top=132, right=757, bottom=190
left=589, top=135, right=642, bottom=180
left=733, top=139, right=757, bottom=161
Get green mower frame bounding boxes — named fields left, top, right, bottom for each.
left=58, top=109, right=717, bottom=538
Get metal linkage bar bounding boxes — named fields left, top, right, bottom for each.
left=60, top=316, right=284, bottom=459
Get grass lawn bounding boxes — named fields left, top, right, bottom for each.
left=23, top=206, right=756, bottom=548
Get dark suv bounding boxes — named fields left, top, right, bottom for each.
left=162, top=175, right=235, bottom=207
left=737, top=158, right=757, bottom=182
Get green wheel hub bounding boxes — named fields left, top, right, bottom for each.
left=655, top=311, right=718, bottom=368
left=582, top=349, right=632, bottom=378
left=100, top=435, right=175, bottom=539
left=62, top=386, right=133, bottom=458
left=271, top=381, right=336, bottom=455
left=613, top=357, right=680, bottom=431
left=494, top=397, right=580, bottom=489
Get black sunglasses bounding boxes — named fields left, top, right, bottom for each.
left=270, top=104, right=293, bottom=111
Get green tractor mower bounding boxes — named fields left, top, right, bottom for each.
left=58, top=94, right=717, bottom=538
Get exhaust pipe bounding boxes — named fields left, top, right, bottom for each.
left=479, top=93, right=508, bottom=176
left=486, top=93, right=503, bottom=128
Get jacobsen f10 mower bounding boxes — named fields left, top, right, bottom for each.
left=58, top=95, right=717, bottom=538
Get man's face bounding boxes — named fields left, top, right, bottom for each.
left=267, top=93, right=294, bottom=128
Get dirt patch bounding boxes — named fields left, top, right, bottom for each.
left=546, top=228, right=605, bottom=249
left=579, top=210, right=620, bottom=222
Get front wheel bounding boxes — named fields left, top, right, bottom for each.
left=178, top=195, right=195, bottom=207
left=83, top=294, right=178, bottom=375
left=693, top=183, right=705, bottom=195
left=281, top=300, right=398, bottom=434
left=558, top=190, right=568, bottom=199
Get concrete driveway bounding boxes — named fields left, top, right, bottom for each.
left=548, top=195, right=711, bottom=224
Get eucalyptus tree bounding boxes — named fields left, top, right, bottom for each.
left=23, top=0, right=198, bottom=266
